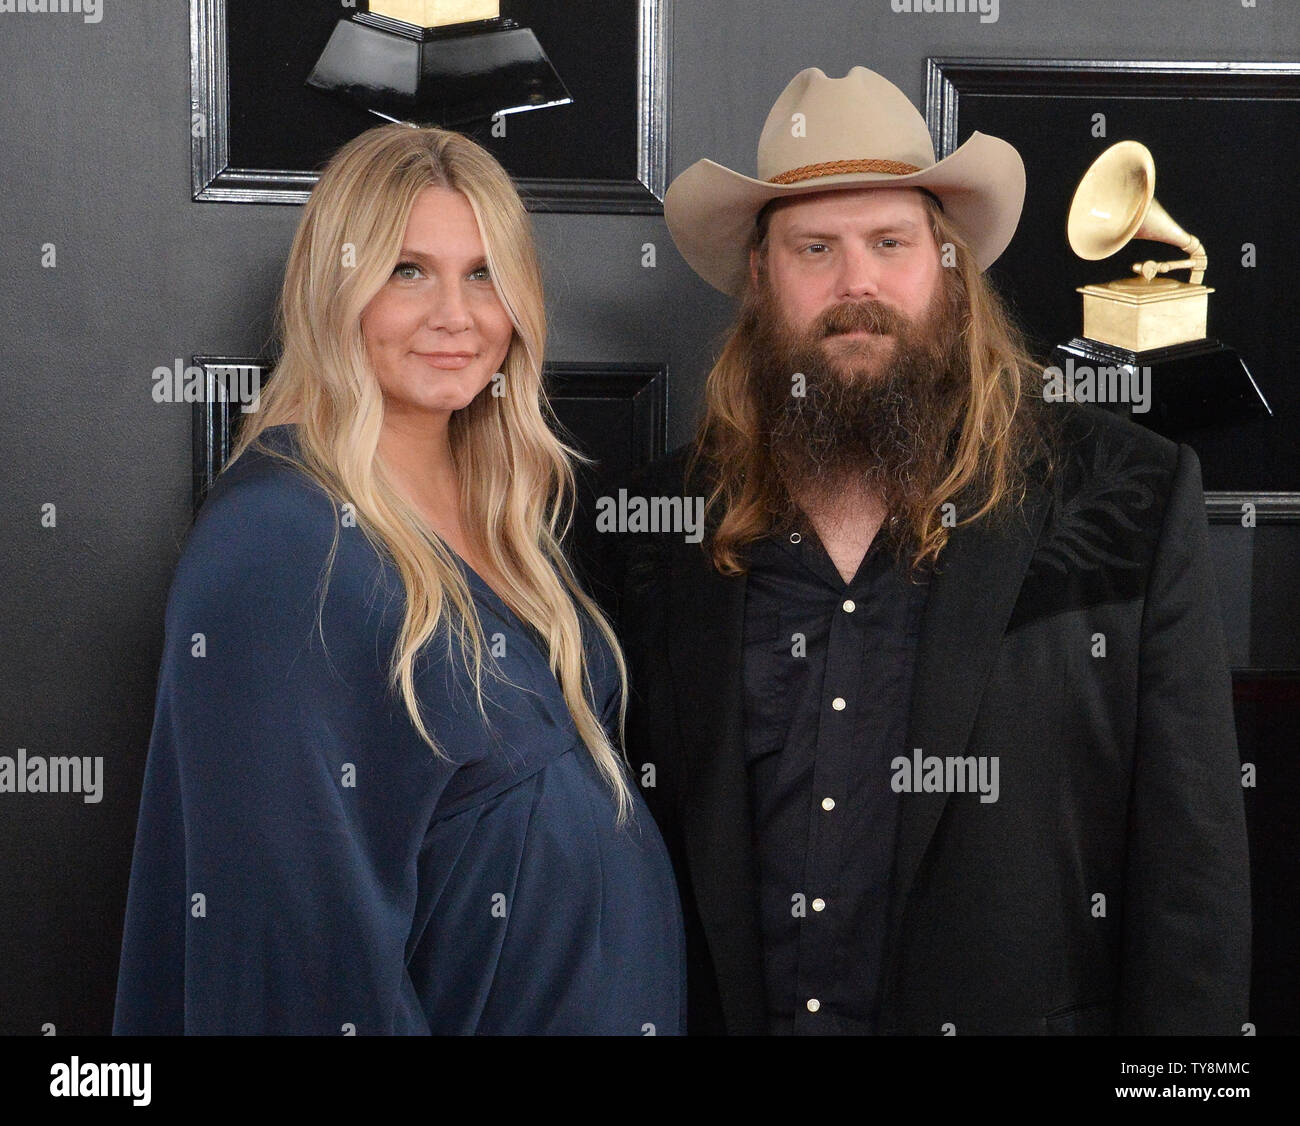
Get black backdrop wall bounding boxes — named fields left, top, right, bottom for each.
left=1, top=0, right=1297, bottom=1037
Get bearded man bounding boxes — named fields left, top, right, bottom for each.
left=578, top=67, right=1250, bottom=1035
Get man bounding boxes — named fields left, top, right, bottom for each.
left=578, top=67, right=1250, bottom=1034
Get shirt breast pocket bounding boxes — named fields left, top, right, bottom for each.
left=742, top=602, right=800, bottom=763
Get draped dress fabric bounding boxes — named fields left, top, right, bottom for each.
left=113, top=425, right=686, bottom=1035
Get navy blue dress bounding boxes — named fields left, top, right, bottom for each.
left=113, top=425, right=685, bottom=1035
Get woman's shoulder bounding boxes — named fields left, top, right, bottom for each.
left=163, top=426, right=399, bottom=678
left=176, top=426, right=349, bottom=604
left=194, top=426, right=335, bottom=545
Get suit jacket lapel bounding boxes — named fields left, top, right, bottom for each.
left=879, top=482, right=1052, bottom=1008
left=664, top=543, right=768, bottom=1033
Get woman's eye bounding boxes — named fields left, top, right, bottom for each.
left=391, top=262, right=490, bottom=281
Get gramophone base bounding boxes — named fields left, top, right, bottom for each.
left=1049, top=337, right=1272, bottom=438
left=1077, top=279, right=1213, bottom=352
left=306, top=13, right=571, bottom=126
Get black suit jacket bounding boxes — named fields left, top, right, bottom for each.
left=576, top=403, right=1251, bottom=1035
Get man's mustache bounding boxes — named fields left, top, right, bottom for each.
left=817, top=300, right=911, bottom=338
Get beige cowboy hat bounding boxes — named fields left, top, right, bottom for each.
left=664, top=66, right=1026, bottom=296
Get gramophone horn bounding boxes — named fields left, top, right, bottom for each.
left=1067, top=140, right=1206, bottom=283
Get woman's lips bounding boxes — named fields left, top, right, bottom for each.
left=413, top=351, right=476, bottom=370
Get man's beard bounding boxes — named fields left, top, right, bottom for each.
left=742, top=267, right=970, bottom=532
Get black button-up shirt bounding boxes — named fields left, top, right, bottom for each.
left=742, top=523, right=930, bottom=1034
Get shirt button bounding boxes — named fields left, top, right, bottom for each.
left=842, top=599, right=855, bottom=613
left=806, top=998, right=821, bottom=1013
left=832, top=697, right=846, bottom=710
left=812, top=898, right=826, bottom=912
left=821, top=797, right=835, bottom=811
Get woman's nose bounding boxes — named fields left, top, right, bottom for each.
left=425, top=283, right=473, bottom=333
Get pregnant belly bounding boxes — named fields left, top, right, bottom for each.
left=408, top=747, right=685, bottom=1034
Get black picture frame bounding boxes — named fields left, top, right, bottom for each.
left=1233, top=669, right=1300, bottom=1033
left=190, top=0, right=670, bottom=213
left=926, top=58, right=1300, bottom=522
left=190, top=357, right=667, bottom=515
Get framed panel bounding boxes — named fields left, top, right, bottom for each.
left=191, top=356, right=667, bottom=513
left=1233, top=670, right=1300, bottom=1034
left=926, top=59, right=1300, bottom=521
left=190, top=0, right=669, bottom=212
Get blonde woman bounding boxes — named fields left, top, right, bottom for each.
left=113, top=124, right=685, bottom=1035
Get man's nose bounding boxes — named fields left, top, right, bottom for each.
left=835, top=243, right=883, bottom=300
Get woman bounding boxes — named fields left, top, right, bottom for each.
left=113, top=124, right=685, bottom=1034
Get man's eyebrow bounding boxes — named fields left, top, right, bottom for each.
left=782, top=219, right=921, bottom=241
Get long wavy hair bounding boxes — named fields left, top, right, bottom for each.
left=225, top=124, right=635, bottom=824
left=688, top=189, right=1054, bottom=576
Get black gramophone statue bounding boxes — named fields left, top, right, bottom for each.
left=1051, top=140, right=1270, bottom=435
left=307, top=1, right=572, bottom=126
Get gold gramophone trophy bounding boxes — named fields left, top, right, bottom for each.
left=307, top=1, right=571, bottom=126
left=1051, top=140, right=1269, bottom=433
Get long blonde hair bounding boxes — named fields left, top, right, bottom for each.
left=689, top=190, right=1054, bottom=576
left=226, top=124, right=635, bottom=824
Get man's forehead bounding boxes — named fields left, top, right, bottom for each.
left=768, top=186, right=930, bottom=231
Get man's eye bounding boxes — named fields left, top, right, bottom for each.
left=878, top=239, right=902, bottom=249
left=802, top=243, right=829, bottom=255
